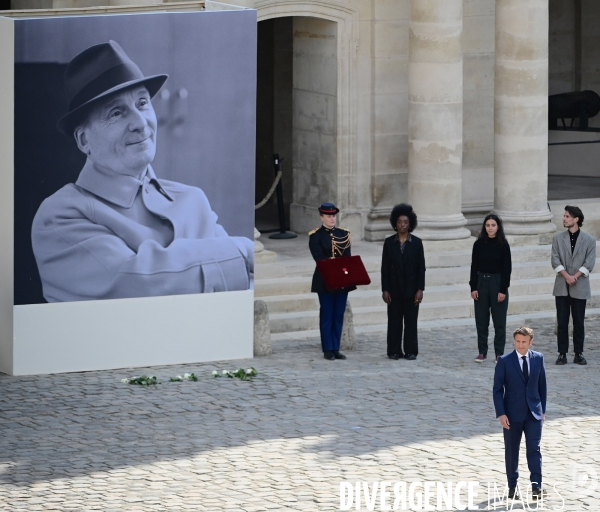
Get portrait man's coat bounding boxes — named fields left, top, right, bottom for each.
left=32, top=164, right=253, bottom=302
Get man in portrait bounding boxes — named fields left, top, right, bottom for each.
left=31, top=40, right=254, bottom=303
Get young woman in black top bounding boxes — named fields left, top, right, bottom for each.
left=469, top=214, right=512, bottom=363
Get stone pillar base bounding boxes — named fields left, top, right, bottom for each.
left=493, top=210, right=557, bottom=238
left=254, top=300, right=272, bottom=357
left=505, top=233, right=556, bottom=247
left=419, top=237, right=476, bottom=252
left=412, top=213, right=472, bottom=241
left=254, top=228, right=277, bottom=263
left=340, top=301, right=355, bottom=351
left=364, top=208, right=393, bottom=242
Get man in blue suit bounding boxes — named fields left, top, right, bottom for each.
left=493, top=326, right=547, bottom=500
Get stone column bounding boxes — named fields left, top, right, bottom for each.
left=408, top=0, right=470, bottom=240
left=494, top=0, right=555, bottom=237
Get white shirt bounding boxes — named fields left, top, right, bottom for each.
left=517, top=350, right=531, bottom=372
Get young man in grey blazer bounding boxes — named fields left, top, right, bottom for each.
left=551, top=205, right=596, bottom=365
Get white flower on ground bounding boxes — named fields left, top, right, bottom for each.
left=121, top=379, right=129, bottom=383
left=222, top=370, right=229, bottom=375
left=212, top=371, right=218, bottom=376
left=246, top=369, right=254, bottom=374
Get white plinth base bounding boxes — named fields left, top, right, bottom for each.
left=9, top=290, right=254, bottom=376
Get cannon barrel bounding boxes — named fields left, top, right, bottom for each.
left=549, top=90, right=600, bottom=121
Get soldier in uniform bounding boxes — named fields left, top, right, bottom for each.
left=309, top=203, right=356, bottom=360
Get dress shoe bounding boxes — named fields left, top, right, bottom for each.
left=508, top=487, right=518, bottom=499
left=474, top=354, right=486, bottom=363
left=405, top=354, right=417, bottom=361
left=574, top=353, right=587, bottom=365
left=531, top=488, right=547, bottom=499
left=333, top=351, right=346, bottom=360
left=555, top=353, right=567, bottom=365
left=323, top=351, right=335, bottom=361
left=388, top=354, right=401, bottom=360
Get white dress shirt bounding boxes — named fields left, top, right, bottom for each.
left=517, top=350, right=531, bottom=371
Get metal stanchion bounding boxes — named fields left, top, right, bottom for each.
left=269, top=154, right=297, bottom=239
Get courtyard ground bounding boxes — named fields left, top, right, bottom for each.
left=1, top=316, right=599, bottom=511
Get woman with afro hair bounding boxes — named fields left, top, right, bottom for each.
left=381, top=203, right=426, bottom=360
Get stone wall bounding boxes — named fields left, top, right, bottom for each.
left=289, top=16, right=338, bottom=234
left=549, top=0, right=577, bottom=95
left=462, top=0, right=495, bottom=230
left=370, top=0, right=409, bottom=211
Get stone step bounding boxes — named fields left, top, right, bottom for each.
left=255, top=258, right=600, bottom=297
left=255, top=242, right=600, bottom=280
left=271, top=308, right=600, bottom=342
left=259, top=274, right=600, bottom=313
left=268, top=292, right=600, bottom=334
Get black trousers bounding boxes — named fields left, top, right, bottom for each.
left=474, top=273, right=508, bottom=357
left=556, top=294, right=586, bottom=354
left=387, top=298, right=419, bottom=356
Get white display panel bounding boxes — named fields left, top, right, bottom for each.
left=13, top=290, right=253, bottom=375
left=0, top=18, right=15, bottom=376
left=1, top=10, right=257, bottom=375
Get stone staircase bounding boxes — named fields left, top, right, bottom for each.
left=254, top=236, right=600, bottom=340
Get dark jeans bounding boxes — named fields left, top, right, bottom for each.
left=504, top=409, right=543, bottom=489
left=318, top=292, right=348, bottom=352
left=556, top=294, right=586, bottom=354
left=474, top=273, right=508, bottom=357
left=387, top=297, right=419, bottom=356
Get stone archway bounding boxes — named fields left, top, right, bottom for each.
left=254, top=1, right=359, bottom=234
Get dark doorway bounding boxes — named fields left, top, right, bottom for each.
left=255, top=17, right=293, bottom=232
left=548, top=0, right=600, bottom=200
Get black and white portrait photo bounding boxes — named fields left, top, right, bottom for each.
left=13, top=12, right=257, bottom=305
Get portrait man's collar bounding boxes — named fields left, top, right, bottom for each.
left=75, top=163, right=172, bottom=208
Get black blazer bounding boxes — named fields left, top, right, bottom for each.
left=381, top=234, right=426, bottom=299
left=309, top=226, right=356, bottom=294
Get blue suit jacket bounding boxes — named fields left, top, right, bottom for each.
left=493, top=350, right=547, bottom=422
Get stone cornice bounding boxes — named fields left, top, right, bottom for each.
left=255, top=0, right=356, bottom=18
left=1, top=1, right=205, bottom=17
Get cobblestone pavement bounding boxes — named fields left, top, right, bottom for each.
left=1, top=316, right=599, bottom=511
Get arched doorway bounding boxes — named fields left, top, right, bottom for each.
left=255, top=15, right=339, bottom=235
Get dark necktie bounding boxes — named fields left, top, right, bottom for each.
left=522, top=355, right=529, bottom=383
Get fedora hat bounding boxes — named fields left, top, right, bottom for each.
left=57, top=40, right=168, bottom=136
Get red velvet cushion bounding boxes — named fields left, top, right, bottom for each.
left=316, top=255, right=371, bottom=291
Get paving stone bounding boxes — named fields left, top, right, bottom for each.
left=0, top=316, right=598, bottom=510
